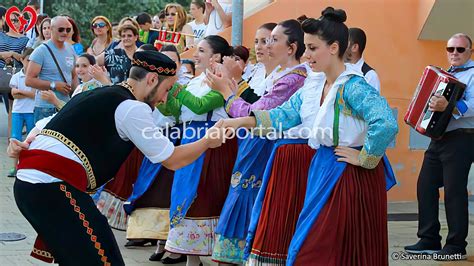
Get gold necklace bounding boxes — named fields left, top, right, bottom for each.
left=119, top=81, right=135, bottom=96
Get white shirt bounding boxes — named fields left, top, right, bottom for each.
left=308, top=65, right=367, bottom=149
left=285, top=71, right=325, bottom=139
left=204, top=1, right=232, bottom=36
left=180, top=73, right=228, bottom=122
left=351, top=57, right=380, bottom=92
left=153, top=107, right=178, bottom=128
left=17, top=100, right=175, bottom=184
left=10, top=70, right=35, bottom=113
left=188, top=20, right=207, bottom=43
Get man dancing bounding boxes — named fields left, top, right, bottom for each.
left=7, top=50, right=228, bottom=265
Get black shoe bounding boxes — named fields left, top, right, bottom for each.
left=149, top=251, right=166, bottom=261
left=161, top=255, right=187, bottom=264
left=433, top=246, right=467, bottom=261
left=124, top=239, right=157, bottom=247
left=404, top=240, right=441, bottom=254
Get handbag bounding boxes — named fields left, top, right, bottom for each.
left=0, top=63, right=21, bottom=94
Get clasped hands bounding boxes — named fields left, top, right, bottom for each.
left=204, top=57, right=244, bottom=100
left=205, top=119, right=362, bottom=166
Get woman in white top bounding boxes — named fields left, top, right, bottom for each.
left=222, top=8, right=398, bottom=266
left=164, top=35, right=238, bottom=266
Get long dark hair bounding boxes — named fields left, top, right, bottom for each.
left=278, top=19, right=305, bottom=60
left=67, top=17, right=81, bottom=43
left=301, top=7, right=348, bottom=58
left=203, top=35, right=233, bottom=63
left=39, top=18, right=51, bottom=40
left=0, top=6, right=7, bottom=32
left=258, top=22, right=277, bottom=32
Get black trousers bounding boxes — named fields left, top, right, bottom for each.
left=417, top=129, right=474, bottom=250
left=14, top=179, right=125, bottom=266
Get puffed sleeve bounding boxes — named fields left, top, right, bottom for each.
left=225, top=68, right=307, bottom=117
left=252, top=90, right=304, bottom=135
left=343, top=76, right=398, bottom=169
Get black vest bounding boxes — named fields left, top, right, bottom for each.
left=43, top=85, right=136, bottom=190
left=361, top=62, right=375, bottom=76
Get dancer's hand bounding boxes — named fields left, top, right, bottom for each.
left=335, top=146, right=361, bottom=166
left=205, top=69, right=234, bottom=99
left=223, top=56, right=244, bottom=82
left=204, top=120, right=233, bottom=148
left=221, top=118, right=242, bottom=130
left=7, top=138, right=32, bottom=158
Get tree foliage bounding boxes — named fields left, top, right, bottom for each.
left=50, top=0, right=194, bottom=48
left=3, top=0, right=192, bottom=48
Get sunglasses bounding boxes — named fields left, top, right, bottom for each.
left=92, top=22, right=107, bottom=29
left=58, top=27, right=72, bottom=33
left=11, top=19, right=20, bottom=23
left=446, top=47, right=467, bottom=53
left=166, top=12, right=177, bottom=17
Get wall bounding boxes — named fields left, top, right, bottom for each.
left=186, top=0, right=472, bottom=201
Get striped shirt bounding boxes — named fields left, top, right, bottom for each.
left=0, top=32, right=29, bottom=68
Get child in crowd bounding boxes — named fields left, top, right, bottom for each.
left=8, top=48, right=36, bottom=177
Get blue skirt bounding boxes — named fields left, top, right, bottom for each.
left=212, top=135, right=275, bottom=263
left=169, top=121, right=215, bottom=227
left=123, top=125, right=182, bottom=214
left=215, top=136, right=275, bottom=238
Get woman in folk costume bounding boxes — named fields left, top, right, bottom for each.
left=225, top=7, right=397, bottom=266
left=245, top=23, right=278, bottom=97
left=164, top=35, right=238, bottom=266
left=207, top=20, right=308, bottom=264
left=214, top=23, right=314, bottom=266
left=285, top=10, right=397, bottom=265
left=123, top=45, right=187, bottom=264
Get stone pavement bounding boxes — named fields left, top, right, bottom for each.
left=0, top=105, right=473, bottom=265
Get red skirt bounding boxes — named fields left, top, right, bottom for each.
left=294, top=162, right=388, bottom=266
left=250, top=144, right=315, bottom=264
left=103, top=148, right=144, bottom=200
left=97, top=148, right=144, bottom=230
left=186, top=137, right=238, bottom=217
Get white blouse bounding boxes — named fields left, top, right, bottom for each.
left=308, top=66, right=367, bottom=149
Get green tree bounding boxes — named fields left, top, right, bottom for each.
left=3, top=0, right=193, bottom=47
left=49, top=0, right=164, bottom=47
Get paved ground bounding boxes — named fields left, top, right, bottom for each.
left=1, top=102, right=473, bottom=265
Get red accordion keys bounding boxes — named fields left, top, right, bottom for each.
left=404, top=66, right=466, bottom=139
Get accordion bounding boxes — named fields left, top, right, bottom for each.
left=404, top=66, right=466, bottom=139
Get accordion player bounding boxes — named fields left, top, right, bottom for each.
left=404, top=65, right=466, bottom=139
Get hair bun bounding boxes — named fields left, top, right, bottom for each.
left=321, top=7, right=347, bottom=23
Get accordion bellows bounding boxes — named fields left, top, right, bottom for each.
left=404, top=66, right=466, bottom=139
